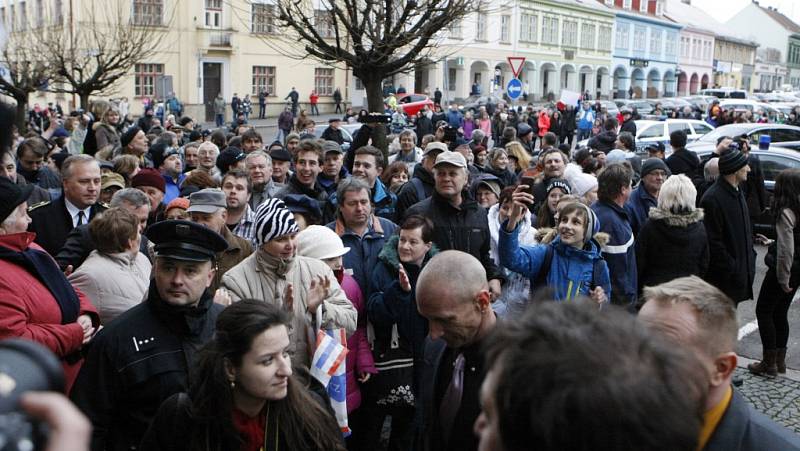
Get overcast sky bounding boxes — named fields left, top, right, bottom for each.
left=691, top=0, right=800, bottom=24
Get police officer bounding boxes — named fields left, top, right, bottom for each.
left=70, top=220, right=228, bottom=451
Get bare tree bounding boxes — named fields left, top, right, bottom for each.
left=0, top=11, right=59, bottom=131
left=243, top=0, right=484, bottom=152
left=44, top=0, right=173, bottom=110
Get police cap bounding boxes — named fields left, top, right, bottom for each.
left=145, top=220, right=228, bottom=262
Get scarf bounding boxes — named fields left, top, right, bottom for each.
left=232, top=407, right=267, bottom=451
left=287, top=174, right=324, bottom=200
left=0, top=244, right=80, bottom=323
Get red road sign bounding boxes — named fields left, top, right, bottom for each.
left=507, top=57, right=526, bottom=79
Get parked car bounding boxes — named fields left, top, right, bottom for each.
left=617, top=99, right=659, bottom=119
left=313, top=125, right=356, bottom=152
left=692, top=147, right=800, bottom=237
left=462, top=95, right=504, bottom=113
left=577, top=119, right=713, bottom=153
left=596, top=100, right=620, bottom=117
left=686, top=123, right=800, bottom=154
left=699, top=88, right=748, bottom=99
left=396, top=94, right=434, bottom=116
left=682, top=95, right=718, bottom=114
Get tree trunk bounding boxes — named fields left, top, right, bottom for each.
left=14, top=95, right=28, bottom=133
left=79, top=92, right=91, bottom=111
left=363, top=78, right=388, bottom=159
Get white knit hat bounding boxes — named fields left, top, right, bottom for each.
left=297, top=225, right=350, bottom=260
left=567, top=172, right=598, bottom=198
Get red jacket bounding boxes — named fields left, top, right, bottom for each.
left=340, top=273, right=377, bottom=413
left=538, top=114, right=551, bottom=137
left=310, top=93, right=319, bottom=105
left=0, top=232, right=99, bottom=393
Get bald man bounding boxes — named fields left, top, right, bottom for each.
left=415, top=250, right=496, bottom=451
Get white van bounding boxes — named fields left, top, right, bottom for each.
left=699, top=88, right=748, bottom=99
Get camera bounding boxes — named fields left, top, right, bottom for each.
left=728, top=141, right=740, bottom=152
left=357, top=111, right=391, bottom=124
left=0, top=339, right=64, bottom=451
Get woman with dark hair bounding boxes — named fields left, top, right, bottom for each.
left=749, top=169, right=800, bottom=377
left=363, top=215, right=438, bottom=450
left=535, top=179, right=571, bottom=229
left=380, top=160, right=410, bottom=194
left=140, top=299, right=345, bottom=451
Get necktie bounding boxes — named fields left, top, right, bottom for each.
left=438, top=352, right=465, bottom=447
left=76, top=211, right=86, bottom=226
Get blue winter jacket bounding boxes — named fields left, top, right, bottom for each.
left=326, top=178, right=397, bottom=221
left=446, top=110, right=464, bottom=128
left=498, top=221, right=611, bottom=302
left=327, top=215, right=398, bottom=296
left=624, top=184, right=657, bottom=237
left=592, top=200, right=637, bottom=309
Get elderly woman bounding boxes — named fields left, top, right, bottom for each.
left=0, top=177, right=99, bottom=392
left=221, top=198, right=357, bottom=369
left=635, top=174, right=709, bottom=290
left=68, top=208, right=152, bottom=324
left=196, top=141, right=222, bottom=183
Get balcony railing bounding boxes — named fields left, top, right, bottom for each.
left=208, top=32, right=232, bottom=47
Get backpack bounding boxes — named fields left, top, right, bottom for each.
left=532, top=244, right=605, bottom=299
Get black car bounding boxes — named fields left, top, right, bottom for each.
left=687, top=123, right=800, bottom=154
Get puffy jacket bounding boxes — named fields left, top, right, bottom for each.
left=339, top=273, right=376, bottom=413
left=405, top=190, right=504, bottom=283
left=446, top=110, right=464, bottom=128
left=221, top=251, right=357, bottom=368
left=367, top=235, right=438, bottom=395
left=577, top=108, right=595, bottom=130
left=537, top=114, right=551, bottom=137
left=592, top=200, right=637, bottom=308
left=326, top=215, right=397, bottom=296
left=498, top=221, right=611, bottom=302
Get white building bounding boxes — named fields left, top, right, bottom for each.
left=662, top=0, right=714, bottom=95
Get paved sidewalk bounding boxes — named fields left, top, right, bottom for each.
left=736, top=365, right=800, bottom=433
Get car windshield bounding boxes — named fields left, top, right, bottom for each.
left=696, top=124, right=752, bottom=143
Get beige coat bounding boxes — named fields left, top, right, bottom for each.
left=221, top=251, right=357, bottom=368
left=68, top=250, right=151, bottom=325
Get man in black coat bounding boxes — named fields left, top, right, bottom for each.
left=416, top=251, right=497, bottom=451
left=395, top=142, right=446, bottom=221
left=587, top=117, right=618, bottom=154
left=434, top=87, right=442, bottom=106
left=640, top=276, right=800, bottom=451
left=666, top=130, right=702, bottom=184
left=70, top=220, right=228, bottom=451
left=28, top=155, right=106, bottom=256
left=320, top=117, right=345, bottom=144
left=405, top=151, right=504, bottom=299
left=619, top=108, right=637, bottom=149
left=700, top=149, right=756, bottom=304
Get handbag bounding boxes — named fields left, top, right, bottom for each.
left=364, top=322, right=415, bottom=408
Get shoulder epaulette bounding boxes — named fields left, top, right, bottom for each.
left=27, top=201, right=50, bottom=212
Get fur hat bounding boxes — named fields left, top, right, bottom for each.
left=254, top=198, right=299, bottom=246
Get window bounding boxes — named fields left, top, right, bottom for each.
left=315, top=10, right=333, bottom=38
left=251, top=3, right=274, bottom=34
left=638, top=124, right=664, bottom=139
left=656, top=0, right=664, bottom=15
left=542, top=16, right=559, bottom=45
left=448, top=68, right=456, bottom=91
left=759, top=154, right=800, bottom=181
left=314, top=68, right=334, bottom=95
left=18, top=1, right=26, bottom=30
left=691, top=122, right=712, bottom=135
left=500, top=15, right=510, bottom=43
left=520, top=13, right=537, bottom=42
left=615, top=23, right=629, bottom=49
left=448, top=19, right=462, bottom=39
left=562, top=20, right=577, bottom=47
left=599, top=25, right=612, bottom=50
left=623, top=0, right=632, bottom=9
left=8, top=4, right=13, bottom=31
left=665, top=32, right=677, bottom=56
left=133, top=0, right=162, bottom=26
left=692, top=38, right=700, bottom=59
left=252, top=66, right=275, bottom=96
left=35, top=0, right=43, bottom=27
left=668, top=122, right=691, bottom=135
left=581, top=23, right=595, bottom=49
left=640, top=0, right=648, bottom=13
left=649, top=29, right=661, bottom=55
left=633, top=26, right=646, bottom=52
left=134, top=63, right=164, bottom=97
left=680, top=36, right=689, bottom=58
left=0, top=7, right=5, bottom=28
left=53, top=0, right=63, bottom=25
left=205, top=0, right=222, bottom=28
left=476, top=13, right=487, bottom=40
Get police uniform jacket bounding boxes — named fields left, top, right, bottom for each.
left=28, top=195, right=107, bottom=257
left=70, top=280, right=222, bottom=451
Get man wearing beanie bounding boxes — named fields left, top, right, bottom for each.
left=117, top=126, right=148, bottom=164
left=625, top=158, right=669, bottom=236
left=221, top=198, right=356, bottom=369
left=132, top=168, right=167, bottom=226
left=700, top=149, right=756, bottom=304
left=150, top=141, right=185, bottom=205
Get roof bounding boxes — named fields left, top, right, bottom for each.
left=662, top=0, right=716, bottom=35
left=759, top=4, right=800, bottom=33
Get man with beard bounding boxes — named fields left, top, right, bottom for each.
left=245, top=151, right=280, bottom=209
left=71, top=220, right=228, bottom=451
left=151, top=141, right=184, bottom=205
left=16, top=137, right=62, bottom=197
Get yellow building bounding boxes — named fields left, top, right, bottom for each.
left=5, top=0, right=349, bottom=121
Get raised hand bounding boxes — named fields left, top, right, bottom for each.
left=590, top=286, right=607, bottom=305
left=505, top=185, right=535, bottom=232
left=398, top=264, right=411, bottom=292
left=213, top=288, right=232, bottom=306
left=306, top=275, right=331, bottom=314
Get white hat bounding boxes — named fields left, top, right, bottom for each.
left=297, top=225, right=350, bottom=260
left=568, top=173, right=598, bottom=198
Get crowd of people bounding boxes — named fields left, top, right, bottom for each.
left=2, top=86, right=800, bottom=451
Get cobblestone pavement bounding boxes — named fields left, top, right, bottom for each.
left=736, top=367, right=800, bottom=434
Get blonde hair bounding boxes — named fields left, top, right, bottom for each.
left=505, top=141, right=532, bottom=170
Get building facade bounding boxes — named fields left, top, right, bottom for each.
left=357, top=0, right=616, bottom=106
left=607, top=0, right=681, bottom=99
left=713, top=36, right=757, bottom=92
left=2, top=0, right=349, bottom=120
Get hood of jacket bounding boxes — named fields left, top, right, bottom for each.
left=377, top=234, right=439, bottom=274
left=648, top=207, right=705, bottom=228
left=411, top=163, right=434, bottom=186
